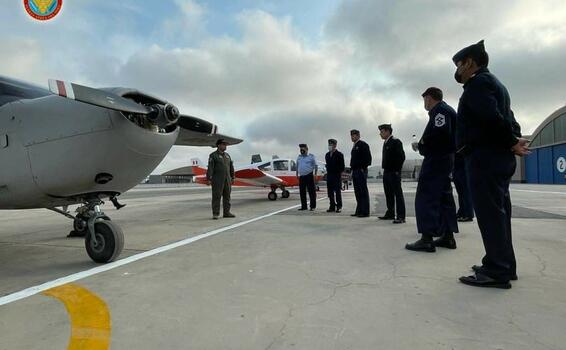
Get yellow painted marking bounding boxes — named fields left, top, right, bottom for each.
left=43, top=284, right=111, bottom=350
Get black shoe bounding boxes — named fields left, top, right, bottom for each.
left=310, top=208, right=315, bottom=211
left=336, top=208, right=342, bottom=213
left=458, top=217, right=474, bottom=222
left=351, top=213, right=359, bottom=217
left=378, top=215, right=395, bottom=220
left=298, top=208, right=307, bottom=211
left=459, top=273, right=511, bottom=289
left=433, top=236, right=457, bottom=249
left=405, top=238, right=436, bottom=252
left=392, top=218, right=406, bottom=224
left=356, top=214, right=370, bottom=218
left=223, top=213, right=236, bottom=218
left=327, top=208, right=336, bottom=212
left=471, top=265, right=518, bottom=281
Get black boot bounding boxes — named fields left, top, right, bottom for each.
left=433, top=232, right=457, bottom=249
left=405, top=234, right=435, bottom=252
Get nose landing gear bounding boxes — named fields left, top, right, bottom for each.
left=49, top=195, right=125, bottom=263
left=268, top=187, right=291, bottom=201
left=268, top=190, right=278, bottom=201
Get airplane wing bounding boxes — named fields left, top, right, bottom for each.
left=174, top=114, right=243, bottom=147
left=235, top=169, right=284, bottom=187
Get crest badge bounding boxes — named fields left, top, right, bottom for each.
left=24, top=0, right=63, bottom=21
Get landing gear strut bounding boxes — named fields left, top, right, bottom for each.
left=49, top=196, right=125, bottom=263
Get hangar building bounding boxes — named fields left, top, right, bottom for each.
left=523, top=105, right=566, bottom=184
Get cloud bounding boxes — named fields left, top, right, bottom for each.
left=3, top=0, right=565, bottom=175
left=108, top=10, right=340, bottom=119
left=325, top=0, right=566, bottom=133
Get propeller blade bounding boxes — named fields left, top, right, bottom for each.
left=177, top=114, right=218, bottom=135
left=175, top=115, right=242, bottom=146
left=175, top=130, right=243, bottom=147
left=48, top=79, right=151, bottom=115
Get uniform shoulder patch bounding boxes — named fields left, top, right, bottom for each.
left=434, top=113, right=446, bottom=127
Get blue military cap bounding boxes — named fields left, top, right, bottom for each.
left=452, top=40, right=489, bottom=67
left=378, top=124, right=392, bottom=132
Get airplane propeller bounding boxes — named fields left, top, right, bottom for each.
left=48, top=79, right=241, bottom=145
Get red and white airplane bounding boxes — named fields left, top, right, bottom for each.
left=191, top=155, right=325, bottom=200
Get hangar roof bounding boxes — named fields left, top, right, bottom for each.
left=528, top=105, right=566, bottom=149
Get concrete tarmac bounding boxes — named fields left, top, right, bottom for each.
left=1, top=183, right=565, bottom=350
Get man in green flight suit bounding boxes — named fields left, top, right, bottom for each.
left=207, top=139, right=236, bottom=220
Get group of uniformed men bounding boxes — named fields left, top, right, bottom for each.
left=206, top=40, right=530, bottom=290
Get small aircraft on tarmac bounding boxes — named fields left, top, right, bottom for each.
left=0, top=75, right=242, bottom=263
left=191, top=155, right=325, bottom=200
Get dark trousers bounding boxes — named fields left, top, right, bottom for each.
left=467, top=149, right=517, bottom=281
left=326, top=174, right=342, bottom=209
left=211, top=180, right=231, bottom=216
left=299, top=173, right=317, bottom=209
left=415, top=155, right=458, bottom=236
left=453, top=155, right=474, bottom=218
left=352, top=168, right=370, bottom=215
left=382, top=170, right=405, bottom=219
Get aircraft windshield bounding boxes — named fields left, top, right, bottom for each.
left=0, top=76, right=51, bottom=107
left=273, top=160, right=289, bottom=171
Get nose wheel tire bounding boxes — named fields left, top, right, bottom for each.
left=268, top=191, right=278, bottom=201
left=85, top=220, right=124, bottom=263
left=281, top=190, right=290, bottom=199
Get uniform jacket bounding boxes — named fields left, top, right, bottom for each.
left=418, top=101, right=457, bottom=157
left=350, top=140, right=372, bottom=170
left=325, top=150, right=345, bottom=176
left=382, top=136, right=405, bottom=172
left=457, top=67, right=522, bottom=154
left=207, top=150, right=235, bottom=183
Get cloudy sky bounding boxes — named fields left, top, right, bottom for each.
left=2, top=0, right=565, bottom=173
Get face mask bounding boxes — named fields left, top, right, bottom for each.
left=454, top=69, right=463, bottom=84
left=300, top=149, right=306, bottom=155
left=328, top=145, right=334, bottom=151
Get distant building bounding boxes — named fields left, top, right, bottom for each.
left=368, top=158, right=423, bottom=180
left=145, top=166, right=195, bottom=184
left=521, top=105, right=566, bottom=184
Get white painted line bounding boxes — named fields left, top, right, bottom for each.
left=511, top=189, right=566, bottom=195
left=0, top=198, right=326, bottom=307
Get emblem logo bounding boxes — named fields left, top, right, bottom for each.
left=24, top=0, right=62, bottom=21
left=434, top=113, right=446, bottom=127
left=557, top=157, right=566, bottom=173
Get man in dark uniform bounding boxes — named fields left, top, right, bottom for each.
left=453, top=40, right=529, bottom=289
left=207, top=139, right=236, bottom=220
left=453, top=153, right=474, bottom=222
left=325, top=139, right=345, bottom=213
left=378, top=124, right=406, bottom=224
left=350, top=130, right=372, bottom=217
left=406, top=87, right=459, bottom=252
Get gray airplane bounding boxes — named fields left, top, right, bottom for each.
left=0, top=76, right=242, bottom=263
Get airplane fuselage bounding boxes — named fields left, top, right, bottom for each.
left=0, top=95, right=178, bottom=209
